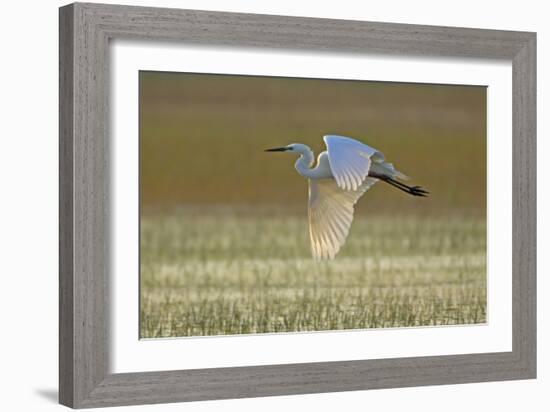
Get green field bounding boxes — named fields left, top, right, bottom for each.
left=139, top=72, right=487, bottom=338
left=140, top=209, right=486, bottom=338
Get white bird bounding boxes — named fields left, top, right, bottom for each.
left=265, top=135, right=428, bottom=260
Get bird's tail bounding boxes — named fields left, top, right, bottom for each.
left=384, top=163, right=410, bottom=181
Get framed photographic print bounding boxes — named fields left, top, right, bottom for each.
left=59, top=2, right=536, bottom=408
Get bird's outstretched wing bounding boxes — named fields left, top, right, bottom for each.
left=308, top=177, right=378, bottom=260
left=324, top=135, right=384, bottom=191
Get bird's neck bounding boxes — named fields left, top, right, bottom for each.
left=294, top=147, right=315, bottom=178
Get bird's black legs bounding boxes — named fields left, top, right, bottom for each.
left=371, top=174, right=429, bottom=197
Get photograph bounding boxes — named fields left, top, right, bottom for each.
left=139, top=71, right=487, bottom=338
left=3, top=0, right=540, bottom=409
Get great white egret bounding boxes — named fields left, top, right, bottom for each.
left=265, top=134, right=428, bottom=260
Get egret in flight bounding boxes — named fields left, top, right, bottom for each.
left=265, top=135, right=428, bottom=260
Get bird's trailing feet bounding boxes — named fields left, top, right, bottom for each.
left=377, top=176, right=429, bottom=197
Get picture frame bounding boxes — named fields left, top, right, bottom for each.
left=59, top=2, right=536, bottom=408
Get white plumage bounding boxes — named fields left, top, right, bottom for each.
left=308, top=177, right=378, bottom=260
left=265, top=135, right=427, bottom=260
left=324, top=135, right=380, bottom=191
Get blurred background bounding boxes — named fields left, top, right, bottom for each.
left=140, top=72, right=486, bottom=217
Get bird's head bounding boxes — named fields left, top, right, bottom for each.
left=264, top=143, right=308, bottom=154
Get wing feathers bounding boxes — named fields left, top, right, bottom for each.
left=324, top=135, right=383, bottom=191
left=308, top=177, right=378, bottom=260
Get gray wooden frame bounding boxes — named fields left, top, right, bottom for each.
left=59, top=2, right=536, bottom=408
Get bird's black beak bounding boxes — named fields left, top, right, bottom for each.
left=265, top=147, right=289, bottom=152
